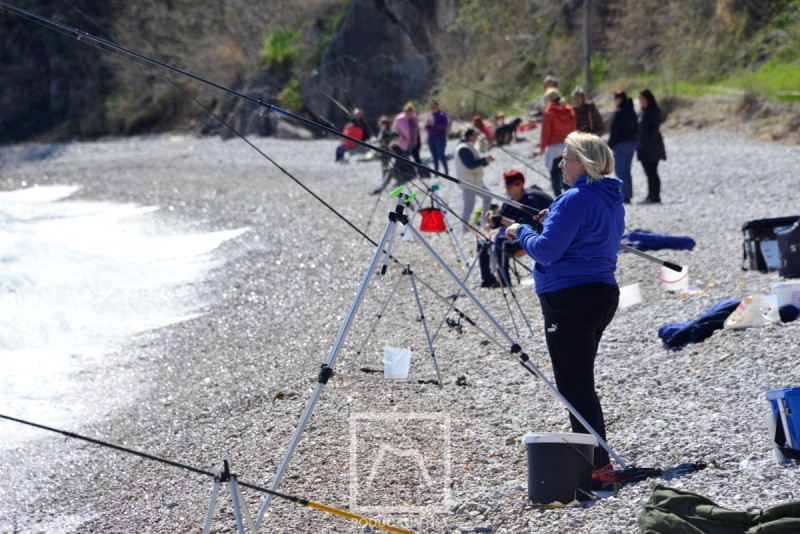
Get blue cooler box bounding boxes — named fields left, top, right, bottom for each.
left=766, top=387, right=800, bottom=455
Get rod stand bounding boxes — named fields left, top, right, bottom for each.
left=203, top=460, right=258, bottom=534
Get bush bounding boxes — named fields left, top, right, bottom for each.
left=261, top=29, right=301, bottom=69
left=278, top=78, right=303, bottom=111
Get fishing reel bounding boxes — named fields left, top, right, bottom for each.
left=445, top=315, right=463, bottom=334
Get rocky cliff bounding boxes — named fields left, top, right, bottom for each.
left=301, top=0, right=458, bottom=133
left=0, top=2, right=111, bottom=143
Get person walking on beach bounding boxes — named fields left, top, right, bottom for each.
left=425, top=100, right=450, bottom=174
left=506, top=131, right=624, bottom=473
left=637, top=88, right=666, bottom=204
left=539, top=89, right=576, bottom=197
left=454, top=128, right=494, bottom=233
left=607, top=90, right=638, bottom=204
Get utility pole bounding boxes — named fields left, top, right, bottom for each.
left=583, top=0, right=591, bottom=95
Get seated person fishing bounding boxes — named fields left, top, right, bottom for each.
left=478, top=169, right=547, bottom=288
left=334, top=120, right=366, bottom=162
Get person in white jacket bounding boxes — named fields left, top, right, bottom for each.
left=454, top=128, right=494, bottom=233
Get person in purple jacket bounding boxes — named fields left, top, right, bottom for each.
left=506, top=131, right=624, bottom=474
left=424, top=100, right=450, bottom=174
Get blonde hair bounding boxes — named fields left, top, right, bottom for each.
left=403, top=101, right=415, bottom=112
left=563, top=131, right=614, bottom=183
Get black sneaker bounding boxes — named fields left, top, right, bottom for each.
left=638, top=197, right=661, bottom=205
left=480, top=278, right=501, bottom=288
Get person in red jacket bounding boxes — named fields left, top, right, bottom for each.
left=539, top=89, right=576, bottom=196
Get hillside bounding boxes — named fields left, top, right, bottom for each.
left=0, top=0, right=799, bottom=143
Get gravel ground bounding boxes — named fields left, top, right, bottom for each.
left=0, top=127, right=799, bottom=534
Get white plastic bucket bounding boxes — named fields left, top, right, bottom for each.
left=774, top=281, right=800, bottom=309
left=383, top=347, right=412, bottom=379
left=618, top=283, right=642, bottom=308
left=658, top=265, right=689, bottom=291
left=521, top=432, right=598, bottom=505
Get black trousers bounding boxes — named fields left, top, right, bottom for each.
left=538, top=282, right=619, bottom=469
left=550, top=156, right=564, bottom=197
left=477, top=237, right=522, bottom=285
left=642, top=159, right=661, bottom=202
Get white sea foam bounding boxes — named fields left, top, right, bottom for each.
left=0, top=184, right=249, bottom=443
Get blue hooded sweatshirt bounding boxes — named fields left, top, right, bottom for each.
left=516, top=176, right=625, bottom=295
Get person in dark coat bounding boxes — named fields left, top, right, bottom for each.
left=350, top=108, right=370, bottom=141
left=607, top=90, right=639, bottom=204
left=637, top=89, right=667, bottom=204
left=571, top=86, right=605, bottom=136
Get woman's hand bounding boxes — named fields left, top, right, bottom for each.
left=535, top=208, right=549, bottom=222
left=506, top=223, right=521, bottom=239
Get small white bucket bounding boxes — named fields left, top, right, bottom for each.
left=658, top=265, right=689, bottom=292
left=383, top=347, right=412, bottom=379
left=774, top=281, right=800, bottom=309
left=618, top=283, right=642, bottom=308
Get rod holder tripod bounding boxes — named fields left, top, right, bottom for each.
left=429, top=183, right=469, bottom=268
left=259, top=190, right=629, bottom=526
left=203, top=460, right=257, bottom=534
left=256, top=196, right=410, bottom=526
left=354, top=263, right=444, bottom=388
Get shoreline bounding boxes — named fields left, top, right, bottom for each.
left=1, top=130, right=799, bottom=533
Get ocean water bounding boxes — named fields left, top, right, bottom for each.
left=0, top=185, right=249, bottom=444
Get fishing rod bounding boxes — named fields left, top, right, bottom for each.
left=0, top=0, right=681, bottom=271
left=449, top=117, right=551, bottom=186
left=325, top=51, right=532, bottom=116
left=0, top=414, right=413, bottom=534
left=5, top=3, right=650, bottom=501
left=0, top=2, right=523, bottom=213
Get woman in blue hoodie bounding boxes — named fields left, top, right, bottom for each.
left=506, top=131, right=624, bottom=473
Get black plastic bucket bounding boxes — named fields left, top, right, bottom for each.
left=522, top=432, right=597, bottom=505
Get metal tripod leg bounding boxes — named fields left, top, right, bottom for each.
left=486, top=243, right=520, bottom=338
left=432, top=188, right=469, bottom=268
left=431, top=248, right=482, bottom=343
left=204, top=460, right=257, bottom=534
left=256, top=201, right=404, bottom=526
left=406, top=266, right=443, bottom=389
left=352, top=266, right=443, bottom=389
left=403, top=222, right=628, bottom=469
left=495, top=244, right=535, bottom=337
left=353, top=273, right=406, bottom=358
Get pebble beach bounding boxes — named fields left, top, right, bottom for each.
left=1, top=124, right=799, bottom=533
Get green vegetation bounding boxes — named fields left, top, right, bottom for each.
left=316, top=1, right=349, bottom=63
left=444, top=0, right=800, bottom=114
left=278, top=78, right=303, bottom=111
left=261, top=29, right=301, bottom=69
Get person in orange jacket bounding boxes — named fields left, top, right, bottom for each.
left=539, top=89, right=576, bottom=196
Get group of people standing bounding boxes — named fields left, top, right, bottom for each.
left=607, top=89, right=666, bottom=204
left=337, top=100, right=451, bottom=173
left=539, top=75, right=666, bottom=204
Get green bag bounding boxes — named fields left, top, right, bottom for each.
left=639, top=484, right=800, bottom=534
